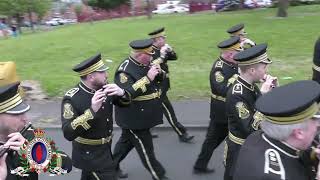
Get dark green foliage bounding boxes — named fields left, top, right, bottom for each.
left=86, top=0, right=130, bottom=10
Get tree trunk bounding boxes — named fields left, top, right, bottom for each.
left=28, top=9, right=35, bottom=33
left=239, top=0, right=245, bottom=9
left=16, top=14, right=23, bottom=34
left=130, top=0, right=135, bottom=16
left=146, top=0, right=152, bottom=19
left=277, top=0, right=289, bottom=17
left=89, top=8, right=94, bottom=25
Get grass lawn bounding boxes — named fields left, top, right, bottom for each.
left=0, top=5, right=319, bottom=100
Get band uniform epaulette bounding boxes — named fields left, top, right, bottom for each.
left=227, top=74, right=239, bottom=87
left=232, top=83, right=243, bottom=94
left=264, top=148, right=285, bottom=179
left=215, top=60, right=223, bottom=69
left=65, top=88, right=79, bottom=97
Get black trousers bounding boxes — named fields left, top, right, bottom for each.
left=161, top=93, right=186, bottom=136
left=81, top=169, right=117, bottom=180
left=194, top=120, right=228, bottom=169
left=224, top=139, right=241, bottom=180
left=113, top=129, right=166, bottom=180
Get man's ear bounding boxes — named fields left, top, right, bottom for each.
left=223, top=51, right=232, bottom=60
left=292, top=128, right=304, bottom=140
left=249, top=67, right=255, bottom=74
left=87, top=73, right=94, bottom=81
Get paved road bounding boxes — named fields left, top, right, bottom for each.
left=39, top=128, right=225, bottom=180
left=27, top=100, right=211, bottom=128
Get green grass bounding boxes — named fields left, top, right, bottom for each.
left=0, top=5, right=319, bottom=100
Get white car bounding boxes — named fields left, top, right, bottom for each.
left=152, top=5, right=189, bottom=14
left=45, top=18, right=66, bottom=26
left=244, top=0, right=272, bottom=8
left=45, top=19, right=59, bottom=26
left=64, top=19, right=77, bottom=24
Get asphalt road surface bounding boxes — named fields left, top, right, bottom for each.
left=39, top=128, right=225, bottom=180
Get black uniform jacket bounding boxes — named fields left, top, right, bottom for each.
left=114, top=56, right=164, bottom=130
left=226, top=76, right=263, bottom=144
left=61, top=81, right=127, bottom=171
left=234, top=131, right=315, bottom=180
left=152, top=45, right=177, bottom=93
left=209, top=57, right=238, bottom=123
left=312, top=38, right=320, bottom=83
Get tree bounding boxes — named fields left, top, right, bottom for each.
left=26, top=0, right=51, bottom=32
left=33, top=0, right=51, bottom=23
left=0, top=0, right=28, bottom=33
left=86, top=0, right=130, bottom=10
left=74, top=4, right=83, bottom=18
left=145, top=0, right=152, bottom=19
left=0, top=0, right=51, bottom=33
left=277, top=0, right=289, bottom=17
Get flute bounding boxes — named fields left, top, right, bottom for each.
left=0, top=122, right=33, bottom=157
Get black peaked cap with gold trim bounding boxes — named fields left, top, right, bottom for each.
left=73, top=53, right=108, bottom=76
left=227, top=23, right=246, bottom=35
left=148, top=27, right=165, bottom=38
left=234, top=43, right=272, bottom=66
left=255, top=80, right=320, bottom=125
left=217, top=36, right=242, bottom=51
left=0, top=82, right=30, bottom=114
left=130, top=39, right=154, bottom=55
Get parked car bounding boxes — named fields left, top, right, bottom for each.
left=244, top=0, right=272, bottom=8
left=64, top=19, right=78, bottom=24
left=215, top=0, right=272, bottom=11
left=53, top=18, right=66, bottom=25
left=45, top=17, right=66, bottom=26
left=45, top=19, right=59, bottom=26
left=152, top=5, right=189, bottom=14
left=215, top=0, right=241, bottom=11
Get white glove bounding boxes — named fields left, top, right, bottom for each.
left=160, top=44, right=173, bottom=58
left=164, top=44, right=173, bottom=52
left=242, top=38, right=256, bottom=46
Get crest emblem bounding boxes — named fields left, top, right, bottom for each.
left=215, top=71, right=224, bottom=83
left=63, top=103, right=74, bottom=119
left=235, top=102, right=250, bottom=119
left=119, top=73, right=128, bottom=84
left=11, top=128, right=67, bottom=176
